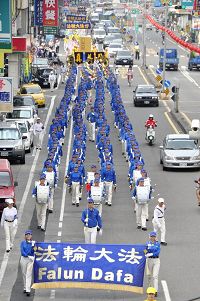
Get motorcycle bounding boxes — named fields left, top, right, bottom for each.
left=146, top=125, right=156, bottom=146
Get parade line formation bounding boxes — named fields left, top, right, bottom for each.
left=1, top=62, right=166, bottom=299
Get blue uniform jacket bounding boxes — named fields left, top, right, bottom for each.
left=20, top=240, right=35, bottom=257
left=146, top=240, right=161, bottom=257
left=101, top=169, right=116, bottom=184
left=81, top=208, right=102, bottom=228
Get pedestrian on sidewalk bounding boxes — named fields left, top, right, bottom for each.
left=1, top=198, right=18, bottom=252
left=20, top=230, right=35, bottom=296
left=60, top=63, right=67, bottom=84
left=33, top=117, right=44, bottom=150
left=134, top=42, right=140, bottom=60
left=145, top=232, right=160, bottom=295
left=48, top=71, right=56, bottom=92
left=81, top=198, right=102, bottom=244
left=152, top=198, right=167, bottom=246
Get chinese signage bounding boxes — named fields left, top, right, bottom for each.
left=74, top=51, right=106, bottom=64
left=64, top=0, right=89, bottom=7
left=34, top=0, right=43, bottom=26
left=0, top=0, right=12, bottom=51
left=0, top=77, right=13, bottom=112
left=44, top=27, right=58, bottom=34
left=181, top=0, right=194, bottom=8
left=66, top=15, right=87, bottom=21
left=12, top=37, right=27, bottom=53
left=33, top=243, right=146, bottom=293
left=193, top=0, right=200, bottom=11
left=79, top=36, right=91, bottom=52
left=43, top=0, right=59, bottom=27
left=65, top=22, right=91, bottom=29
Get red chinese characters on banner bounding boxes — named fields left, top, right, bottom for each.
left=43, top=0, right=58, bottom=26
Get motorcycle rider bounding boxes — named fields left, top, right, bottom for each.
left=145, top=114, right=157, bottom=141
left=127, top=65, right=133, bottom=86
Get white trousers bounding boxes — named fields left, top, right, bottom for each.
left=136, top=203, right=148, bottom=228
left=84, top=226, right=97, bottom=244
left=61, top=73, right=66, bottom=83
left=153, top=218, right=166, bottom=243
left=20, top=256, right=34, bottom=293
left=146, top=258, right=160, bottom=292
left=50, top=80, right=55, bottom=91
left=35, top=203, right=47, bottom=229
left=94, top=203, right=102, bottom=216
left=88, top=122, right=95, bottom=141
left=72, top=181, right=80, bottom=204
left=48, top=187, right=54, bottom=211
left=34, top=132, right=42, bottom=148
left=4, top=221, right=15, bottom=250
left=105, top=181, right=113, bottom=205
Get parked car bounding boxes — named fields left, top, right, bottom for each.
left=32, top=66, right=58, bottom=88
left=107, top=27, right=121, bottom=35
left=188, top=55, right=200, bottom=71
left=133, top=85, right=159, bottom=107
left=0, top=159, right=18, bottom=217
left=0, top=123, right=26, bottom=164
left=160, top=134, right=200, bottom=170
left=103, top=33, right=122, bottom=49
left=18, top=83, right=46, bottom=107
left=115, top=50, right=133, bottom=65
left=5, top=106, right=37, bottom=126
left=13, top=95, right=38, bottom=114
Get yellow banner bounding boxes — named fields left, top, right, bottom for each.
left=79, top=37, right=91, bottom=52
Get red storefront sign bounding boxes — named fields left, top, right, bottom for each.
left=43, top=0, right=58, bottom=26
left=12, top=37, right=27, bottom=52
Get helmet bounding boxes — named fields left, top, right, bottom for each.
left=149, top=114, right=154, bottom=119
left=146, top=287, right=157, bottom=294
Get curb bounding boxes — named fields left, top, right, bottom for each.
left=142, top=66, right=189, bottom=134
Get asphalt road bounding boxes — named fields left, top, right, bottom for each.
left=0, top=33, right=200, bottom=301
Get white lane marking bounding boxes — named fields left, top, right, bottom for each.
left=59, top=222, right=62, bottom=228
left=0, top=95, right=56, bottom=288
left=180, top=70, right=200, bottom=87
left=58, top=231, right=62, bottom=237
left=180, top=55, right=185, bottom=58
left=57, top=239, right=61, bottom=243
left=161, top=280, right=172, bottom=301
left=50, top=289, right=56, bottom=299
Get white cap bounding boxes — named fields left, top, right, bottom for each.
left=158, top=197, right=165, bottom=203
left=6, top=198, right=14, bottom=204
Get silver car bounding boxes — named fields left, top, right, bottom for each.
left=160, top=134, right=200, bottom=170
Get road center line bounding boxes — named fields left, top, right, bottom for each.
left=161, top=280, right=172, bottom=301
left=138, top=66, right=149, bottom=84
left=0, top=95, right=56, bottom=288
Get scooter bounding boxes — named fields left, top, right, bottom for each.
left=146, top=125, right=155, bottom=146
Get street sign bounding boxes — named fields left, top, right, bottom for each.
left=155, top=75, right=162, bottom=82
left=156, top=68, right=162, bottom=75
left=132, top=9, right=140, bottom=14
left=164, top=80, right=171, bottom=87
left=0, top=77, right=13, bottom=112
left=44, top=27, right=58, bottom=35
left=164, top=88, right=170, bottom=95
left=181, top=0, right=194, bottom=8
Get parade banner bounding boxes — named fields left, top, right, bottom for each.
left=34, top=0, right=43, bottom=26
left=0, top=77, right=13, bottom=112
left=33, top=243, right=146, bottom=293
left=65, top=22, right=91, bottom=29
left=66, top=15, right=87, bottom=21
left=43, top=0, right=59, bottom=27
left=0, top=0, right=12, bottom=52
left=74, top=52, right=106, bottom=64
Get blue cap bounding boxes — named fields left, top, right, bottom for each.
left=138, top=178, right=145, bottom=182
left=88, top=198, right=94, bottom=203
left=149, top=231, right=157, bottom=237
left=40, top=173, right=46, bottom=180
left=25, top=230, right=32, bottom=235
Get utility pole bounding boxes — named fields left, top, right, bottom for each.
left=142, top=0, right=147, bottom=68
left=162, top=2, right=169, bottom=92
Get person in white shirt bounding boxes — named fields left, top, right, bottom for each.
left=33, top=117, right=44, bottom=150
left=60, top=64, right=67, bottom=84
left=1, top=198, right=18, bottom=252
left=152, top=198, right=167, bottom=246
left=48, top=71, right=56, bottom=92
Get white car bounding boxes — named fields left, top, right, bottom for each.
left=17, top=121, right=34, bottom=153
left=108, top=42, right=123, bottom=58
left=5, top=106, right=37, bottom=126
left=93, top=29, right=106, bottom=43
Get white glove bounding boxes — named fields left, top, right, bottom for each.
left=13, top=219, right=18, bottom=227
left=32, top=195, right=35, bottom=198
left=55, top=184, right=58, bottom=188
left=84, top=218, right=89, bottom=223
left=145, top=253, right=153, bottom=258
left=31, top=241, right=36, bottom=246
left=99, top=229, right=103, bottom=236
left=28, top=256, right=34, bottom=261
